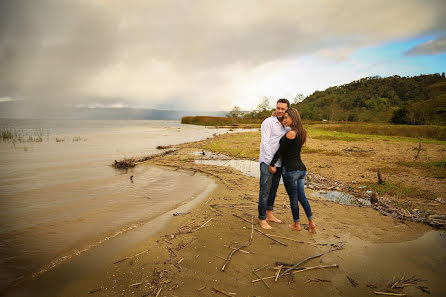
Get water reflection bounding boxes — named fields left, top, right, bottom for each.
left=194, top=155, right=371, bottom=207
left=313, top=190, right=371, bottom=206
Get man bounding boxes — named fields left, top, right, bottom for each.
left=258, top=98, right=290, bottom=229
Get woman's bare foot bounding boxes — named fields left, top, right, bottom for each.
left=266, top=211, right=283, bottom=224
left=259, top=219, right=272, bottom=230
left=308, top=220, right=317, bottom=233
left=288, top=222, right=302, bottom=231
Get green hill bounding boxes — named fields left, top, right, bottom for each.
left=294, top=73, right=446, bottom=125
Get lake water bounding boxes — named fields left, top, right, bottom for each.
left=0, top=119, right=228, bottom=291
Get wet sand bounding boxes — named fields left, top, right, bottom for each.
left=6, top=141, right=445, bottom=297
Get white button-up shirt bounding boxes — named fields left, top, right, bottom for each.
left=259, top=116, right=287, bottom=167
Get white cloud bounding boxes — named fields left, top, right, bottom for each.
left=0, top=97, right=22, bottom=102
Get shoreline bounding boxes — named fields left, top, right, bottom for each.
left=6, top=131, right=446, bottom=296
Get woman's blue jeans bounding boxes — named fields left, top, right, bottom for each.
left=282, top=167, right=313, bottom=222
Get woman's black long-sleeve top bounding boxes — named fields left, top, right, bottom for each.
left=270, top=133, right=306, bottom=171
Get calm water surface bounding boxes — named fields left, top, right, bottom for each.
left=0, top=119, right=227, bottom=291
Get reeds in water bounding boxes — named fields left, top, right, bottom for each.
left=0, top=127, right=47, bottom=143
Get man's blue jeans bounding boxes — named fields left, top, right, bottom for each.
left=282, top=167, right=313, bottom=222
left=258, top=162, right=282, bottom=220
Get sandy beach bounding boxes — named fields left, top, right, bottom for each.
left=5, top=130, right=445, bottom=297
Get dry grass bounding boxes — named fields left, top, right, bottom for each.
left=316, top=123, right=446, bottom=141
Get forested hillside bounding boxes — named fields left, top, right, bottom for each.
left=294, top=73, right=446, bottom=125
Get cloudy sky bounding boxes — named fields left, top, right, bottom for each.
left=1, top=0, right=446, bottom=115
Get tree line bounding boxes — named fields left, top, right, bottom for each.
left=229, top=73, right=446, bottom=125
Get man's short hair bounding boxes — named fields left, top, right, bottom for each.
left=277, top=98, right=290, bottom=108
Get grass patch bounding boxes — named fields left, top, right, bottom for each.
left=307, top=125, right=446, bottom=145
left=365, top=181, right=434, bottom=200
left=203, top=131, right=260, bottom=159
left=314, top=123, right=446, bottom=142
left=312, top=134, right=365, bottom=142
left=398, top=159, right=446, bottom=179
left=302, top=147, right=323, bottom=154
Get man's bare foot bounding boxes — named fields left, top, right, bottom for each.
left=259, top=219, right=272, bottom=230
left=308, top=220, right=317, bottom=233
left=266, top=211, right=283, bottom=224
left=266, top=216, right=283, bottom=224
left=288, top=222, right=302, bottom=231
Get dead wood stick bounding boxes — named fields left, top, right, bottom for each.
left=113, top=257, right=129, bottom=264
left=221, top=217, right=253, bottom=271
left=113, top=248, right=149, bottom=264
left=391, top=274, right=405, bottom=289
left=212, top=287, right=235, bottom=297
left=347, top=275, right=358, bottom=287
left=250, top=215, right=254, bottom=240
left=233, top=214, right=287, bottom=246
left=279, top=245, right=343, bottom=277
left=253, top=264, right=269, bottom=272
left=252, top=270, right=270, bottom=289
left=275, top=261, right=295, bottom=266
left=195, top=218, right=213, bottom=231
left=132, top=249, right=149, bottom=258
left=155, top=288, right=162, bottom=297
left=307, top=278, right=331, bottom=283
left=275, top=266, right=282, bottom=282
left=374, top=292, right=407, bottom=296
left=129, top=282, right=142, bottom=287
left=223, top=244, right=250, bottom=254
left=267, top=234, right=334, bottom=246
left=88, top=288, right=102, bottom=294
left=252, top=264, right=339, bottom=282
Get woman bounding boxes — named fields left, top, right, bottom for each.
left=269, top=108, right=316, bottom=232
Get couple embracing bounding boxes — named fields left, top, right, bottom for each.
left=258, top=98, right=316, bottom=232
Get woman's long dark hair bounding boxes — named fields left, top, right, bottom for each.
left=285, top=108, right=307, bottom=145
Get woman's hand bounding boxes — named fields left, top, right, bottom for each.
left=269, top=165, right=276, bottom=174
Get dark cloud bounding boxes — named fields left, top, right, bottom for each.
left=406, top=36, right=446, bottom=56
left=0, top=0, right=118, bottom=102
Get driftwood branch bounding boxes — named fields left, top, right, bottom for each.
left=278, top=245, right=343, bottom=277
left=374, top=292, right=407, bottom=296
left=195, top=218, right=213, bottom=231
left=221, top=216, right=253, bottom=271
left=252, top=270, right=270, bottom=289
left=252, top=264, right=339, bottom=282
left=268, top=234, right=339, bottom=247
left=347, top=275, right=358, bottom=287
left=212, top=287, right=236, bottom=297
left=233, top=214, right=287, bottom=246
left=113, top=249, right=149, bottom=264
